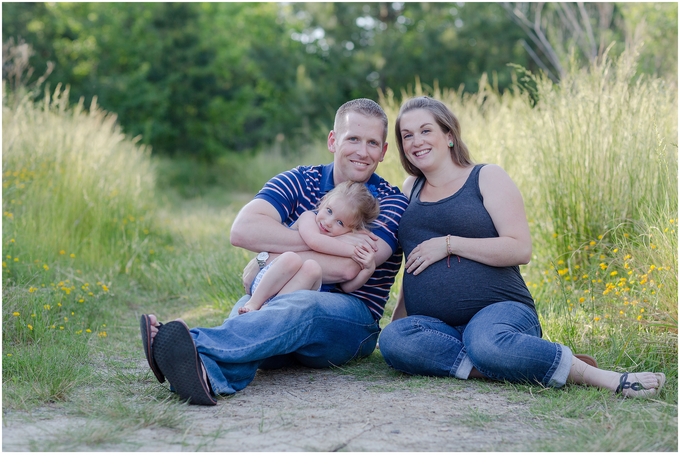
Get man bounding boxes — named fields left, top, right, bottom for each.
left=140, top=98, right=409, bottom=405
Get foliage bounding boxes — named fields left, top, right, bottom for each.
left=4, top=2, right=675, bottom=163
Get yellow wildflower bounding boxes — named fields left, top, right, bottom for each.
left=12, top=311, right=20, bottom=316
left=27, top=324, right=33, bottom=331
left=59, top=250, right=66, bottom=255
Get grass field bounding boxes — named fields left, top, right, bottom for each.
left=2, top=49, right=677, bottom=451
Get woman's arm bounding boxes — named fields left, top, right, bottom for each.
left=297, top=211, right=360, bottom=258
left=405, top=165, right=532, bottom=275
left=390, top=279, right=407, bottom=322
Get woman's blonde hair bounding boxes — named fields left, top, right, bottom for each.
left=318, top=181, right=380, bottom=231
left=395, top=96, right=473, bottom=176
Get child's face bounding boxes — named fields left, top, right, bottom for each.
left=315, top=197, right=356, bottom=237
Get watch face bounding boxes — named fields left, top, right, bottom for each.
left=257, top=252, right=268, bottom=261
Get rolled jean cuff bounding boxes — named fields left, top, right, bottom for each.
left=547, top=344, right=573, bottom=388
left=454, top=355, right=475, bottom=380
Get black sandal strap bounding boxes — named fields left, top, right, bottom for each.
left=616, top=372, right=645, bottom=394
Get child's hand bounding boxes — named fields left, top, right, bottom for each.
left=352, top=245, right=376, bottom=270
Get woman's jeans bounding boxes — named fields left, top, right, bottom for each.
left=379, top=301, right=572, bottom=388
left=190, top=290, right=380, bottom=395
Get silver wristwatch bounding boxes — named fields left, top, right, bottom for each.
left=256, top=251, right=269, bottom=269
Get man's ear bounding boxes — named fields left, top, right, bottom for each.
left=327, top=130, right=336, bottom=152
left=380, top=142, right=388, bottom=162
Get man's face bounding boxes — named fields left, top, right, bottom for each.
left=328, top=112, right=387, bottom=185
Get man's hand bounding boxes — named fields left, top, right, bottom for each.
left=242, top=257, right=259, bottom=294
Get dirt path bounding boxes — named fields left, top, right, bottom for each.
left=3, top=361, right=549, bottom=452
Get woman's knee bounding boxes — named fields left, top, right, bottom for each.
left=378, top=318, right=415, bottom=362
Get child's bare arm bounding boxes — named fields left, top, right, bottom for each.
left=338, top=246, right=376, bottom=293
left=297, top=211, right=357, bottom=258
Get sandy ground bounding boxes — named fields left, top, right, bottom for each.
left=2, top=360, right=550, bottom=453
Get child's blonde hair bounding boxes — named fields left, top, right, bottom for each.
left=318, top=181, right=380, bottom=231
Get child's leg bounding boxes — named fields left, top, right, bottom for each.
left=278, top=259, right=323, bottom=294
left=239, top=252, right=303, bottom=313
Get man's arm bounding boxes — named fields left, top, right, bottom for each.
left=230, top=199, right=309, bottom=253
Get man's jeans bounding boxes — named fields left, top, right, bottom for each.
left=190, top=290, right=380, bottom=395
left=379, top=301, right=572, bottom=388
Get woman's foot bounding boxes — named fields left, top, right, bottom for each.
left=569, top=356, right=665, bottom=398
left=612, top=372, right=666, bottom=398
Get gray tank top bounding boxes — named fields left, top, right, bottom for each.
left=398, top=164, right=535, bottom=326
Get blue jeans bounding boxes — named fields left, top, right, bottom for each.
left=379, top=301, right=572, bottom=388
left=189, top=290, right=380, bottom=395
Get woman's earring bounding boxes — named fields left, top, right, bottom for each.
left=448, top=142, right=454, bottom=148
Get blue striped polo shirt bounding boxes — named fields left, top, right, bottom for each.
left=254, top=163, right=408, bottom=320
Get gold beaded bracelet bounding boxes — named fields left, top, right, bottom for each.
left=445, top=234, right=460, bottom=268
left=446, top=234, right=452, bottom=268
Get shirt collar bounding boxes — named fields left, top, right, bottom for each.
left=321, top=163, right=381, bottom=194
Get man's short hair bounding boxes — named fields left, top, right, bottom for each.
left=334, top=98, right=388, bottom=143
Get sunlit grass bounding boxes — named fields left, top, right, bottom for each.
left=2, top=86, right=157, bottom=274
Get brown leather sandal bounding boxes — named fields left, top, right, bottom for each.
left=574, top=354, right=598, bottom=368
left=140, top=314, right=165, bottom=383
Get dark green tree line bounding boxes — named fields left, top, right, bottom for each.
left=3, top=2, right=675, bottom=161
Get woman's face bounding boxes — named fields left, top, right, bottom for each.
left=399, top=109, right=452, bottom=172
left=315, top=196, right=355, bottom=237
